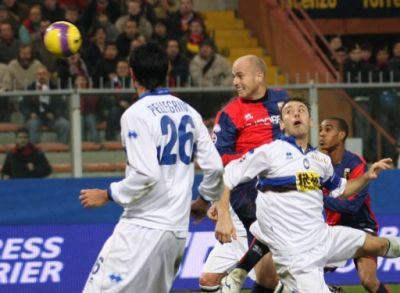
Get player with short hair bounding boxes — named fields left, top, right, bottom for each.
left=219, top=97, right=399, bottom=293
left=191, top=55, right=288, bottom=293
left=79, top=43, right=234, bottom=293
left=320, top=117, right=390, bottom=293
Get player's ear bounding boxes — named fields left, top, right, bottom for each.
left=338, top=130, right=346, bottom=140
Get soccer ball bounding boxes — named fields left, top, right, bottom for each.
left=44, top=21, right=82, bottom=57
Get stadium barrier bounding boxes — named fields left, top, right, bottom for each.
left=0, top=172, right=399, bottom=292
left=0, top=82, right=398, bottom=177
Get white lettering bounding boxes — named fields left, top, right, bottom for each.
left=22, top=238, right=42, bottom=260
left=2, top=238, right=23, bottom=260
left=9, top=262, right=22, bottom=284
left=20, top=261, right=42, bottom=283
left=40, top=261, right=63, bottom=283
left=0, top=263, right=11, bottom=283
left=42, top=237, right=63, bottom=259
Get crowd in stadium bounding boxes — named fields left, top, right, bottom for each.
left=0, top=0, right=237, bottom=142
left=0, top=0, right=398, bottom=154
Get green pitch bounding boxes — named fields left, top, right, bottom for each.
left=174, top=284, right=400, bottom=292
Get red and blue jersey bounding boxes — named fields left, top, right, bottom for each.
left=212, top=88, right=288, bottom=166
left=324, top=150, right=379, bottom=233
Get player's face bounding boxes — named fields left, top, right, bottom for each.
left=280, top=101, right=311, bottom=138
left=232, top=59, right=262, bottom=100
left=319, top=120, right=343, bottom=152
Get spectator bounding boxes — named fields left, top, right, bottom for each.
left=82, top=0, right=121, bottom=33
left=150, top=18, right=169, bottom=49
left=129, top=33, right=147, bottom=52
left=59, top=0, right=88, bottom=13
left=374, top=46, right=390, bottom=82
left=0, top=21, right=21, bottom=64
left=75, top=74, right=100, bottom=143
left=41, top=0, right=65, bottom=23
left=93, top=42, right=119, bottom=87
left=32, top=19, right=59, bottom=75
left=166, top=38, right=189, bottom=87
left=89, top=12, right=119, bottom=42
left=180, top=18, right=208, bottom=59
left=135, top=0, right=157, bottom=24
left=21, top=66, right=70, bottom=144
left=19, top=4, right=42, bottom=45
left=360, top=43, right=375, bottom=81
left=8, top=44, right=43, bottom=90
left=57, top=53, right=90, bottom=88
left=149, top=0, right=179, bottom=19
left=0, top=63, right=12, bottom=121
left=115, top=0, right=153, bottom=39
left=332, top=46, right=347, bottom=72
left=388, top=40, right=400, bottom=81
left=103, top=59, right=133, bottom=140
left=2, top=0, right=29, bottom=22
left=189, top=39, right=232, bottom=87
left=167, top=0, right=202, bottom=39
left=82, top=26, right=107, bottom=78
left=116, top=19, right=139, bottom=58
left=343, top=44, right=366, bottom=83
left=64, top=5, right=85, bottom=36
left=1, top=128, right=52, bottom=179
left=0, top=5, right=20, bottom=35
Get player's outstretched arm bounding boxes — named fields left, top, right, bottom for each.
left=342, top=158, right=392, bottom=198
left=80, top=189, right=109, bottom=208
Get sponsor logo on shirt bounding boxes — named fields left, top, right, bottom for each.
left=296, top=171, right=321, bottom=191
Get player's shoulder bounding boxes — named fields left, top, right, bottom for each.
left=267, top=88, right=289, bottom=101
left=343, top=150, right=366, bottom=168
left=309, top=149, right=332, bottom=166
left=221, top=96, right=242, bottom=115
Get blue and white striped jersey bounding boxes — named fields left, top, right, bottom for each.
left=108, top=88, right=224, bottom=233
left=224, top=135, right=347, bottom=253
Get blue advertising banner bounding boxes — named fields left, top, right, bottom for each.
left=0, top=171, right=399, bottom=291
left=0, top=215, right=399, bottom=292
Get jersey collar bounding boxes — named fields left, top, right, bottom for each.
left=279, top=134, right=316, bottom=154
left=138, top=87, right=170, bottom=100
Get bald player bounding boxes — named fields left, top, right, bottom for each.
left=191, top=55, right=288, bottom=293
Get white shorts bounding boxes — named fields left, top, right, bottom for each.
left=202, top=209, right=256, bottom=280
left=272, top=225, right=366, bottom=293
left=83, top=219, right=186, bottom=293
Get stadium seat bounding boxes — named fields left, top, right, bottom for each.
left=37, top=143, right=69, bottom=152
left=102, top=141, right=124, bottom=151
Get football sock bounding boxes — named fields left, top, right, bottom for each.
left=200, top=284, right=221, bottom=292
left=237, top=239, right=270, bottom=272
left=251, top=282, right=275, bottom=293
left=384, top=237, right=400, bottom=258
left=376, top=283, right=390, bottom=293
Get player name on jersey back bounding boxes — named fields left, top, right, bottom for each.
left=147, top=99, right=189, bottom=116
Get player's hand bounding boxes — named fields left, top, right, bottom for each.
left=207, top=204, right=218, bottom=222
left=79, top=189, right=109, bottom=208
left=190, top=197, right=209, bottom=223
left=367, top=158, right=392, bottom=179
left=215, top=210, right=236, bottom=244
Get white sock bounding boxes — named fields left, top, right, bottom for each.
left=384, top=236, right=400, bottom=258
left=200, top=284, right=221, bottom=293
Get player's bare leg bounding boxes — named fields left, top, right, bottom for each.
left=354, top=234, right=400, bottom=259
left=199, top=273, right=224, bottom=292
left=355, top=257, right=389, bottom=293
left=254, top=253, right=279, bottom=290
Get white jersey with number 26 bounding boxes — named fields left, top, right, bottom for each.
left=108, top=89, right=224, bottom=233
